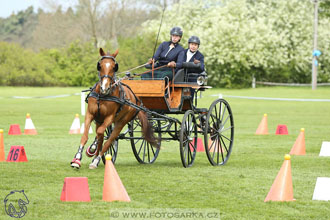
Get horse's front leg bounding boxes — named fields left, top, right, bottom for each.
left=89, top=116, right=114, bottom=169
left=70, top=111, right=93, bottom=169
left=99, top=119, right=129, bottom=158
left=85, top=123, right=100, bottom=157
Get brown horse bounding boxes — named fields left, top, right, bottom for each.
left=71, top=48, right=159, bottom=169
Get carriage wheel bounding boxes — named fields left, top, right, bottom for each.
left=180, top=110, right=197, bottom=168
left=101, top=125, right=118, bottom=165
left=204, top=99, right=234, bottom=166
left=129, top=117, right=160, bottom=164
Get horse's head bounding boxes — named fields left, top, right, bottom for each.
left=97, top=48, right=119, bottom=95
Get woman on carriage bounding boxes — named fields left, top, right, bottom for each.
left=142, top=26, right=184, bottom=81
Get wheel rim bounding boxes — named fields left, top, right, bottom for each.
left=180, top=110, right=197, bottom=168
left=204, top=99, right=234, bottom=166
left=129, top=118, right=160, bottom=164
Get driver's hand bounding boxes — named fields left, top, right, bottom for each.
left=167, top=61, right=176, bottom=68
left=147, top=58, right=154, bottom=64
left=193, top=59, right=200, bottom=64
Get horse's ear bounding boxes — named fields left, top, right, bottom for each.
left=99, top=48, right=106, bottom=56
left=112, top=49, right=119, bottom=58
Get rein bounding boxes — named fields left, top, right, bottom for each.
left=117, top=63, right=149, bottom=75
left=118, top=64, right=169, bottom=79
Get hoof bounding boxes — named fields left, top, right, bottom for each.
left=86, top=145, right=97, bottom=157
left=89, top=156, right=100, bottom=169
left=71, top=158, right=81, bottom=169
left=89, top=164, right=97, bottom=169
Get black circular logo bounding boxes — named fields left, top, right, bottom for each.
left=4, top=190, right=29, bottom=218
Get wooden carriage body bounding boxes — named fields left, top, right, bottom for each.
left=122, top=79, right=206, bottom=114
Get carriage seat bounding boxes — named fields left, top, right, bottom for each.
left=173, top=62, right=205, bottom=84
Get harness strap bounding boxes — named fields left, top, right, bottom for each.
left=97, top=93, right=101, bottom=120
left=120, top=82, right=144, bottom=119
left=121, top=82, right=142, bottom=106
left=88, top=91, right=124, bottom=124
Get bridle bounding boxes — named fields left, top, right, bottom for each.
left=97, top=55, right=119, bottom=95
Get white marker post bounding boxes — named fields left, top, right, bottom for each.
left=81, top=92, right=86, bottom=116
left=319, top=141, right=330, bottom=156
left=312, top=177, right=330, bottom=201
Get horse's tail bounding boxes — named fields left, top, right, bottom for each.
left=137, top=111, right=160, bottom=149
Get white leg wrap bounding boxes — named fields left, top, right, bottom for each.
left=89, top=155, right=101, bottom=169
left=75, top=145, right=84, bottom=160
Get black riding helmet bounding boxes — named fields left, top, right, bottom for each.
left=188, top=36, right=200, bottom=45
left=170, top=27, right=183, bottom=37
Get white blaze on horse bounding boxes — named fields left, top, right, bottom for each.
left=71, top=48, right=159, bottom=169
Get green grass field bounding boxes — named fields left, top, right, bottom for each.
left=0, top=86, right=330, bottom=220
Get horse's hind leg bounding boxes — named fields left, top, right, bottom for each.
left=71, top=112, right=93, bottom=169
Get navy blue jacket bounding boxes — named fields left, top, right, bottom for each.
left=153, top=41, right=184, bottom=66
left=176, top=49, right=205, bottom=72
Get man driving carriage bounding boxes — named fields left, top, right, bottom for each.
left=142, top=26, right=184, bottom=81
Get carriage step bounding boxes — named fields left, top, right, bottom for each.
left=193, top=107, right=208, bottom=113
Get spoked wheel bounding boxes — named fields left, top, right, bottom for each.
left=204, top=99, right=234, bottom=166
left=129, top=117, right=160, bottom=164
left=101, top=125, right=118, bottom=165
left=180, top=110, right=198, bottom=168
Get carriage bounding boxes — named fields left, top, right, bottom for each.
left=86, top=61, right=235, bottom=168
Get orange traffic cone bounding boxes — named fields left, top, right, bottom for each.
left=103, top=155, right=130, bottom=202
left=289, top=128, right=306, bottom=155
left=24, top=113, right=37, bottom=135
left=69, top=114, right=80, bottom=134
left=192, top=138, right=204, bottom=152
left=264, top=154, right=295, bottom=202
left=0, top=129, right=5, bottom=161
left=256, top=114, right=268, bottom=135
left=208, top=138, right=223, bottom=153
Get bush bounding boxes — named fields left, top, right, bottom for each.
left=143, top=0, right=330, bottom=87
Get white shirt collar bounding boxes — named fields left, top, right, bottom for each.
left=186, top=50, right=196, bottom=62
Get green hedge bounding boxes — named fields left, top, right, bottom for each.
left=0, top=35, right=154, bottom=87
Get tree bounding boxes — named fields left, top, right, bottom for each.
left=75, top=0, right=104, bottom=48
left=32, top=6, right=83, bottom=49
left=320, top=0, right=330, bottom=18
left=143, top=0, right=330, bottom=87
left=0, top=6, right=38, bottom=47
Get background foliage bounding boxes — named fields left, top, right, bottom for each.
left=145, top=0, right=330, bottom=88
left=0, top=0, right=329, bottom=87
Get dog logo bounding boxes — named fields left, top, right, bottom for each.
left=4, top=190, right=29, bottom=218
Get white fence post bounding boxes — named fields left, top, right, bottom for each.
left=81, top=92, right=85, bottom=116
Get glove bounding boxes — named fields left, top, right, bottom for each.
left=193, top=59, right=200, bottom=64
left=167, top=61, right=176, bottom=68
